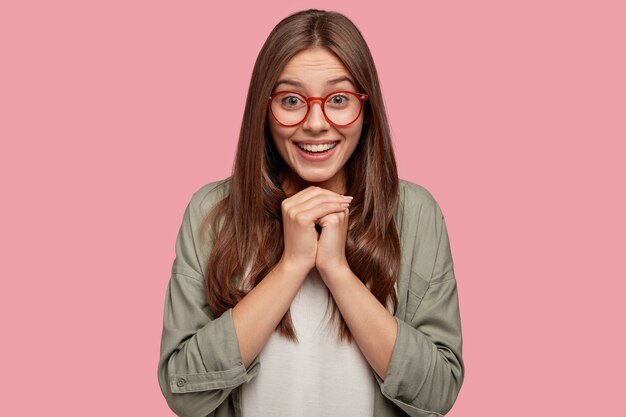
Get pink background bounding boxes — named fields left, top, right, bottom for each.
left=2, top=1, right=624, bottom=415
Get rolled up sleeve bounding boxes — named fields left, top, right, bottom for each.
left=157, top=190, right=261, bottom=417
left=374, top=201, right=464, bottom=416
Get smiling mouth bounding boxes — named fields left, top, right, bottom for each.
left=295, top=141, right=339, bottom=154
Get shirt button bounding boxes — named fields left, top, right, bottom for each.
left=176, top=377, right=186, bottom=387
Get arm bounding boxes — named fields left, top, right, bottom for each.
left=157, top=198, right=256, bottom=417
left=158, top=272, right=254, bottom=417
left=373, top=202, right=465, bottom=416
left=317, top=193, right=464, bottom=416
left=157, top=189, right=309, bottom=417
left=325, top=269, right=463, bottom=417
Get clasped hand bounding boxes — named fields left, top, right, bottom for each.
left=280, top=186, right=353, bottom=280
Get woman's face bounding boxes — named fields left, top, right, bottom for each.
left=268, top=47, right=365, bottom=196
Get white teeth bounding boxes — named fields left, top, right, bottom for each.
left=296, top=142, right=338, bottom=153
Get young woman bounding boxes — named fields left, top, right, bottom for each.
left=158, top=9, right=464, bottom=417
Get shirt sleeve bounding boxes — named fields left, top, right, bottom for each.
left=374, top=200, right=465, bottom=416
left=157, top=189, right=261, bottom=417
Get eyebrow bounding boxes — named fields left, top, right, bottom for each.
left=274, top=76, right=356, bottom=89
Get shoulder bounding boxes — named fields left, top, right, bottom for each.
left=186, top=177, right=232, bottom=223
left=398, top=179, right=455, bottom=285
left=398, top=178, right=444, bottom=219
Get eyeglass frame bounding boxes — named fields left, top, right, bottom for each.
left=268, top=90, right=369, bottom=127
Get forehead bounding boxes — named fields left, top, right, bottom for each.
left=275, top=47, right=355, bottom=90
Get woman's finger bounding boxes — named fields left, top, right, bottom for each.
left=283, top=186, right=349, bottom=210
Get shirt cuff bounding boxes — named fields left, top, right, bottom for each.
left=373, top=317, right=444, bottom=417
left=169, top=307, right=261, bottom=393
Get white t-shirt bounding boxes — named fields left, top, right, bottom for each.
left=240, top=267, right=397, bottom=416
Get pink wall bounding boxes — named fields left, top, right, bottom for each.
left=2, top=0, right=624, bottom=415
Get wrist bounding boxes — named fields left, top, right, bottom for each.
left=317, top=260, right=351, bottom=282
left=276, top=256, right=312, bottom=279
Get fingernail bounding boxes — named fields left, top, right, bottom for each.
left=343, top=195, right=353, bottom=201
left=341, top=202, right=350, bottom=208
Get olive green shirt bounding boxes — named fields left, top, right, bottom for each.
left=157, top=178, right=464, bottom=416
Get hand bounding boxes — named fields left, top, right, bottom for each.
left=316, top=207, right=351, bottom=279
left=279, top=186, right=351, bottom=276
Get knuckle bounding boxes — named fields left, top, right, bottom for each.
left=284, top=207, right=296, bottom=220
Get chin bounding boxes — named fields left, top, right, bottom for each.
left=297, top=172, right=334, bottom=184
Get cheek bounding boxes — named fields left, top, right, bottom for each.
left=268, top=117, right=290, bottom=140
left=344, top=123, right=364, bottom=151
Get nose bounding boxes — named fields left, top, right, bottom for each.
left=302, top=98, right=330, bottom=132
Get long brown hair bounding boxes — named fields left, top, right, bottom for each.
left=200, top=9, right=400, bottom=343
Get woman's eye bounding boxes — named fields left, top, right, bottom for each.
left=328, top=94, right=349, bottom=105
left=281, top=96, right=303, bottom=106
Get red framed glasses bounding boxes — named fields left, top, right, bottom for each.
left=268, top=90, right=369, bottom=127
